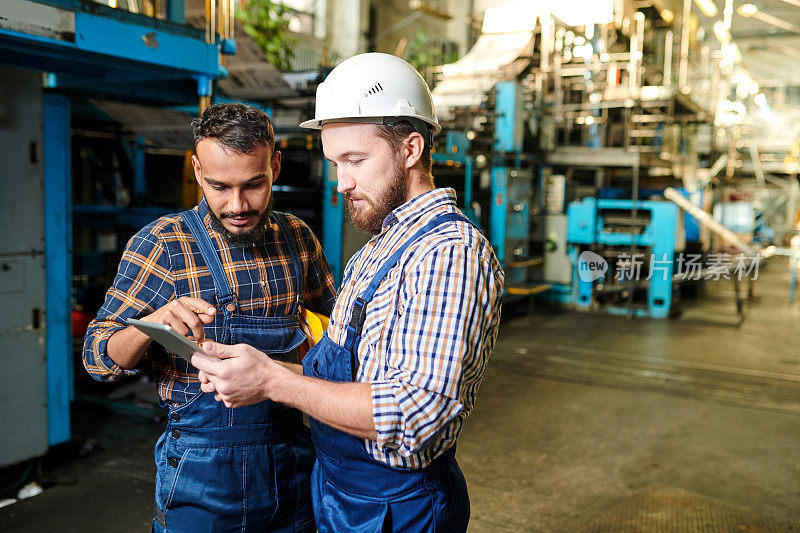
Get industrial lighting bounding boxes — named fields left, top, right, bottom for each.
left=754, top=92, right=768, bottom=107
left=724, top=0, right=733, bottom=28
left=693, top=0, right=718, bottom=17
left=713, top=20, right=731, bottom=44
left=737, top=4, right=800, bottom=35
left=737, top=3, right=759, bottom=17
left=573, top=43, right=595, bottom=59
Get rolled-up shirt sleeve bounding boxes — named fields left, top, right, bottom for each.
left=83, top=227, right=174, bottom=382
left=369, top=242, right=501, bottom=456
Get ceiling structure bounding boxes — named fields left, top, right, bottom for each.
left=713, top=0, right=800, bottom=86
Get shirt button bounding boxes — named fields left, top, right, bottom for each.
left=226, top=303, right=236, bottom=312
left=168, top=457, right=179, bottom=468
left=172, top=429, right=180, bottom=439
left=170, top=412, right=180, bottom=422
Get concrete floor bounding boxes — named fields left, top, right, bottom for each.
left=2, top=259, right=799, bottom=531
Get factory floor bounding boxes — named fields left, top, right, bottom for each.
left=2, top=258, right=799, bottom=532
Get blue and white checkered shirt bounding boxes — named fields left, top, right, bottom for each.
left=328, top=188, right=504, bottom=469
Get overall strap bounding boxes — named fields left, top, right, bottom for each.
left=179, top=209, right=237, bottom=311
left=271, top=211, right=305, bottom=316
left=343, top=212, right=471, bottom=354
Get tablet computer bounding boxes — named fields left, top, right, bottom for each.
left=126, top=318, right=215, bottom=362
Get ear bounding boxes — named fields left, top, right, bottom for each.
left=403, top=132, right=425, bottom=170
left=270, top=150, right=282, bottom=183
left=191, top=153, right=202, bottom=186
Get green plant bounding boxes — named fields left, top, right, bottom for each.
left=405, top=28, right=434, bottom=73
left=405, top=28, right=459, bottom=81
left=236, top=0, right=296, bottom=71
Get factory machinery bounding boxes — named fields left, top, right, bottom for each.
left=0, top=0, right=236, bottom=472
left=430, top=0, right=761, bottom=318
left=431, top=8, right=545, bottom=301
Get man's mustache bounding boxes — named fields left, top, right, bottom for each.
left=220, top=210, right=260, bottom=218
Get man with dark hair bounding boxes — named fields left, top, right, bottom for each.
left=193, top=54, right=504, bottom=532
left=83, top=103, right=336, bottom=532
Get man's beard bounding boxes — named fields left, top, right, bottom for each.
left=208, top=195, right=275, bottom=247
left=347, top=157, right=407, bottom=235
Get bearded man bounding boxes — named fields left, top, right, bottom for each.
left=193, top=54, right=504, bottom=532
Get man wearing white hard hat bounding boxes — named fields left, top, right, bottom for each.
left=192, top=53, right=504, bottom=532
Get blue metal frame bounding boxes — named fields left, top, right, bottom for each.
left=167, top=0, right=185, bottom=24
left=43, top=93, right=72, bottom=446
left=321, top=161, right=344, bottom=285
left=489, top=166, right=508, bottom=265
left=0, top=6, right=222, bottom=77
left=4, top=0, right=236, bottom=455
left=493, top=81, right=523, bottom=153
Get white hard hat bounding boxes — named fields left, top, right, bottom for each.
left=299, top=53, right=441, bottom=136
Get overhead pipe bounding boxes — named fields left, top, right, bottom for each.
left=664, top=187, right=760, bottom=256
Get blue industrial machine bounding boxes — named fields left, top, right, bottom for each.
left=431, top=131, right=479, bottom=226
left=489, top=81, right=539, bottom=294
left=566, top=198, right=680, bottom=319
left=431, top=81, right=540, bottom=297
left=0, top=0, right=233, bottom=469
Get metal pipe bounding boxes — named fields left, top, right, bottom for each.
left=628, top=19, right=638, bottom=97
left=748, top=143, right=767, bottom=190
left=664, top=187, right=760, bottom=256
left=627, top=149, right=640, bottom=319
left=218, top=0, right=227, bottom=39
left=679, top=0, right=691, bottom=92
left=635, top=12, right=644, bottom=92
left=701, top=45, right=710, bottom=100
left=205, top=0, right=216, bottom=45
left=219, top=0, right=234, bottom=41
left=664, top=30, right=673, bottom=86
left=709, top=154, right=729, bottom=178
left=229, top=0, right=235, bottom=40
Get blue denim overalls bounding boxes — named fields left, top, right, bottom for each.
left=301, top=212, right=471, bottom=532
left=152, top=210, right=315, bottom=532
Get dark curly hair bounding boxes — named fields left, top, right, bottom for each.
left=192, top=103, right=275, bottom=153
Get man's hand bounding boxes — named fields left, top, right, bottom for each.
left=192, top=341, right=286, bottom=408
left=107, top=297, right=216, bottom=370
left=143, top=296, right=216, bottom=340
left=194, top=341, right=378, bottom=440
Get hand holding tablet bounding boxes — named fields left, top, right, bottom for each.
left=127, top=318, right=216, bottom=362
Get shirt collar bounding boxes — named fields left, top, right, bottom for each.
left=197, top=197, right=211, bottom=226
left=381, top=188, right=458, bottom=232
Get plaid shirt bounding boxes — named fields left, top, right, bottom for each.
left=83, top=199, right=336, bottom=404
left=329, top=188, right=504, bottom=469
